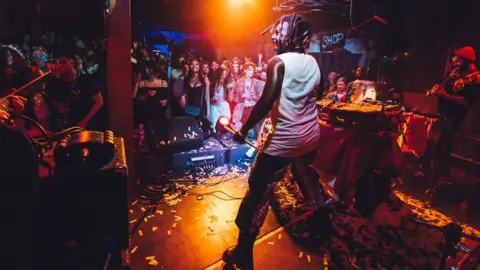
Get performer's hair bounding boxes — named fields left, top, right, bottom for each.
left=282, top=14, right=312, bottom=52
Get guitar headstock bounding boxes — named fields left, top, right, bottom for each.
left=47, top=63, right=69, bottom=77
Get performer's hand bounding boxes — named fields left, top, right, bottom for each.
left=434, top=88, right=448, bottom=98
left=77, top=119, right=88, bottom=129
left=10, top=96, right=27, bottom=112
left=180, top=95, right=186, bottom=108
left=206, top=111, right=211, bottom=122
left=0, top=109, right=10, bottom=124
left=148, top=89, right=156, bottom=96
left=233, top=128, right=248, bottom=144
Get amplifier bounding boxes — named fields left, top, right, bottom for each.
left=167, top=116, right=204, bottom=153
left=43, top=137, right=129, bottom=269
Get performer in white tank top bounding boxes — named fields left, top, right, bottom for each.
left=222, top=14, right=332, bottom=270
left=262, top=52, right=321, bottom=157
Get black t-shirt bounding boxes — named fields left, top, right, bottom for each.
left=439, top=71, right=480, bottom=130
left=46, top=75, right=99, bottom=125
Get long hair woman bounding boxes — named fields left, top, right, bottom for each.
left=134, top=61, right=171, bottom=152
left=183, top=59, right=211, bottom=122
left=210, top=64, right=232, bottom=129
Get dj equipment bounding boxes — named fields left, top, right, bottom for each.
left=349, top=80, right=378, bottom=103
left=167, top=116, right=204, bottom=153
left=317, top=99, right=401, bottom=132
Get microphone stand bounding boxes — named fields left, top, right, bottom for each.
left=223, top=125, right=259, bottom=151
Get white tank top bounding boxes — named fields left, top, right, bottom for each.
left=262, top=52, right=321, bottom=158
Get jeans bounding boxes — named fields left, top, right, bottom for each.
left=234, top=150, right=326, bottom=236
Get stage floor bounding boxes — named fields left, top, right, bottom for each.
left=128, top=161, right=480, bottom=270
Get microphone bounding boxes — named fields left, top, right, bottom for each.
left=261, top=25, right=274, bottom=36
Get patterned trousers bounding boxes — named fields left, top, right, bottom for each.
left=235, top=150, right=326, bottom=236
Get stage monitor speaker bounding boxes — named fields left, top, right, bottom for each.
left=168, top=116, right=204, bottom=153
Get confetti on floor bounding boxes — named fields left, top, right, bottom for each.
left=271, top=167, right=479, bottom=269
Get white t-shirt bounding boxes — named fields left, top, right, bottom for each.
left=262, top=52, right=321, bottom=158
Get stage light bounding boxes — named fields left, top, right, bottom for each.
left=215, top=116, right=231, bottom=134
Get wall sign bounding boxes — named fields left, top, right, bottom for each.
left=321, top=32, right=345, bottom=52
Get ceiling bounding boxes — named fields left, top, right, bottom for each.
left=272, top=0, right=351, bottom=13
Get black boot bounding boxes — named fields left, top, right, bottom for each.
left=222, top=231, right=256, bottom=270
left=308, top=207, right=335, bottom=240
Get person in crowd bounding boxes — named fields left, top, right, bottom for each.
left=231, top=61, right=265, bottom=139
left=0, top=45, right=33, bottom=97
left=324, top=71, right=340, bottom=95
left=230, top=57, right=242, bottom=82
left=259, top=71, right=267, bottom=81
left=210, top=60, right=219, bottom=73
left=171, top=55, right=185, bottom=79
left=326, top=77, right=348, bottom=102
left=346, top=66, right=366, bottom=101
left=44, top=56, right=104, bottom=130
left=135, top=61, right=171, bottom=149
left=73, top=54, right=86, bottom=75
left=222, top=14, right=329, bottom=270
left=170, top=61, right=189, bottom=117
left=201, top=60, right=211, bottom=82
left=210, top=64, right=232, bottom=129
left=183, top=59, right=211, bottom=122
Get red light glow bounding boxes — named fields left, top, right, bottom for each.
left=218, top=116, right=230, bottom=126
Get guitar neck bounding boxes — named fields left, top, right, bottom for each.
left=0, top=70, right=52, bottom=113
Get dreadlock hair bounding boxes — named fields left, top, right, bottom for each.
left=277, top=14, right=312, bottom=53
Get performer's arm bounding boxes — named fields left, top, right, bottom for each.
left=435, top=88, right=468, bottom=106
left=316, top=70, right=325, bottom=100
left=240, top=58, right=284, bottom=134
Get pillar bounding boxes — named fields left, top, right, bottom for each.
left=107, top=0, right=135, bottom=196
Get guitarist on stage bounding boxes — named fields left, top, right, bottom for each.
left=44, top=56, right=104, bottom=131
left=428, top=46, right=480, bottom=185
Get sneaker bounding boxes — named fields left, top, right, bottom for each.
left=222, top=246, right=254, bottom=270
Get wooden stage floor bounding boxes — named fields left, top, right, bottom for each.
left=128, top=163, right=480, bottom=270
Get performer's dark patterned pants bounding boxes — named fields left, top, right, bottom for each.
left=235, top=150, right=326, bottom=236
